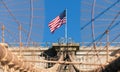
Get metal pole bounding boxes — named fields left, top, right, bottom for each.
left=65, top=9, right=67, bottom=43
left=19, top=24, right=22, bottom=56
left=2, top=24, right=5, bottom=43
left=106, top=30, right=109, bottom=62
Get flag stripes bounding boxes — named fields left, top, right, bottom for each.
left=48, top=10, right=66, bottom=33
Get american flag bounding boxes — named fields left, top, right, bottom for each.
left=48, top=10, right=66, bottom=33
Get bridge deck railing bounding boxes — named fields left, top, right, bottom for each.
left=5, top=42, right=120, bottom=48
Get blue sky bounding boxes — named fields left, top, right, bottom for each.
left=1, top=0, right=120, bottom=44
left=80, top=0, right=120, bottom=43
left=0, top=0, right=81, bottom=43
left=43, top=0, right=81, bottom=42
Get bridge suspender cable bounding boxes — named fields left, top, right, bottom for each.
left=81, top=0, right=120, bottom=30
left=85, top=11, right=120, bottom=48
left=90, top=0, right=104, bottom=70
left=81, top=11, right=120, bottom=64
left=27, top=0, right=34, bottom=46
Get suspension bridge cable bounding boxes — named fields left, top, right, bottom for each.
left=26, top=0, right=34, bottom=46
left=85, top=11, right=120, bottom=48
left=91, top=0, right=96, bottom=43
left=90, top=0, right=104, bottom=69
left=1, top=0, right=22, bottom=26
left=81, top=0, right=120, bottom=30
left=81, top=12, right=120, bottom=60
left=1, top=0, right=36, bottom=45
left=84, top=20, right=120, bottom=52
left=110, top=33, right=120, bottom=44
left=83, top=34, right=120, bottom=67
left=90, top=33, right=120, bottom=60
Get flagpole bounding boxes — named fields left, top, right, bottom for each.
left=65, top=9, right=67, bottom=43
